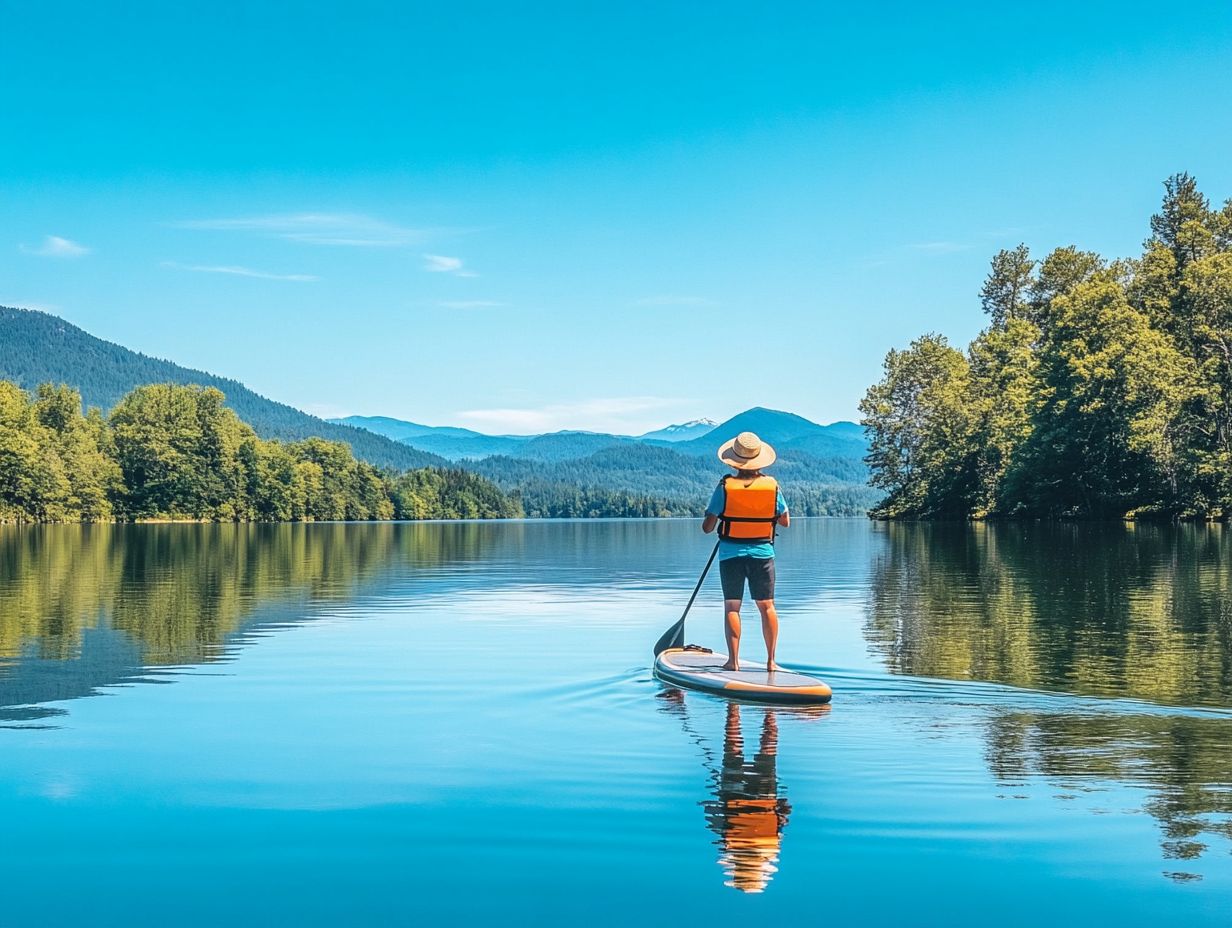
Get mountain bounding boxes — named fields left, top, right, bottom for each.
left=332, top=404, right=875, bottom=513
left=332, top=409, right=866, bottom=465
left=334, top=415, right=489, bottom=442
left=511, top=431, right=634, bottom=462
left=330, top=414, right=531, bottom=460
left=330, top=415, right=649, bottom=463
left=0, top=306, right=447, bottom=471
left=674, top=407, right=867, bottom=459
left=333, top=404, right=873, bottom=511
left=638, top=418, right=718, bottom=442
left=0, top=304, right=876, bottom=516
left=473, top=442, right=877, bottom=517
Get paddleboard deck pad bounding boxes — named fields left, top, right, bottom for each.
left=654, top=647, right=832, bottom=705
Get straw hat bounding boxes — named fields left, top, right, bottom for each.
left=717, top=431, right=777, bottom=470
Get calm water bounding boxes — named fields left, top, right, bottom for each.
left=1, top=520, right=1230, bottom=925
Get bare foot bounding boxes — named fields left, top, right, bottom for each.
left=765, top=661, right=779, bottom=673
left=721, top=660, right=740, bottom=671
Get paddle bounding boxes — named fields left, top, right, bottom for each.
left=653, top=539, right=721, bottom=657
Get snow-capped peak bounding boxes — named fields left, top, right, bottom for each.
left=639, top=418, right=719, bottom=442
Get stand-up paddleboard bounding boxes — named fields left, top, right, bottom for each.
left=654, top=647, right=832, bottom=705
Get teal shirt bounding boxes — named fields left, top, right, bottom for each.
left=706, top=482, right=788, bottom=561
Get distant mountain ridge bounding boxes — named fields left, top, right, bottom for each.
left=0, top=306, right=447, bottom=471
left=0, top=304, right=876, bottom=516
left=638, top=418, right=718, bottom=442
left=334, top=406, right=876, bottom=515
left=673, top=407, right=867, bottom=460
left=332, top=409, right=864, bottom=463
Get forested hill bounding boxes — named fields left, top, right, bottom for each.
left=0, top=306, right=446, bottom=472
left=473, top=442, right=877, bottom=517
left=861, top=173, right=1232, bottom=521
left=0, top=380, right=518, bottom=523
left=338, top=405, right=877, bottom=516
left=1, top=305, right=877, bottom=518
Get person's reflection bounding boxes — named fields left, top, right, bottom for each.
left=702, top=702, right=791, bottom=892
left=661, top=691, right=820, bottom=893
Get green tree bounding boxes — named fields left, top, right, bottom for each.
left=0, top=379, right=522, bottom=524
left=860, top=334, right=975, bottom=517
left=109, top=384, right=255, bottom=519
left=0, top=381, right=68, bottom=520
left=980, top=244, right=1035, bottom=327
left=1029, top=246, right=1104, bottom=333
left=33, top=383, right=122, bottom=521
left=1149, top=173, right=1217, bottom=272
left=966, top=316, right=1040, bottom=515
left=1178, top=252, right=1232, bottom=511
left=1007, top=274, right=1194, bottom=515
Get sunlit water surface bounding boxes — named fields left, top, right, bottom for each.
left=1, top=520, right=1230, bottom=925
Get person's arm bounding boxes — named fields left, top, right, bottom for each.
left=776, top=489, right=789, bottom=528
left=778, top=510, right=790, bottom=528
left=703, top=483, right=723, bottom=533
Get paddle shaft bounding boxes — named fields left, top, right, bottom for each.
left=653, top=539, right=721, bottom=656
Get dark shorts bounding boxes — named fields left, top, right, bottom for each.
left=719, top=556, right=776, bottom=602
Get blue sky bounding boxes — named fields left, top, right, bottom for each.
left=4, top=1, right=1232, bottom=433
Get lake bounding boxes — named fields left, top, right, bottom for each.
left=1, top=519, right=1230, bottom=925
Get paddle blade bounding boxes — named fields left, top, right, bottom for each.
left=652, top=540, right=719, bottom=658
left=653, top=619, right=685, bottom=657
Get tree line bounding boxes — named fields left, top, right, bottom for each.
left=861, top=173, right=1232, bottom=519
left=0, top=381, right=520, bottom=522
left=0, top=304, right=447, bottom=472
left=477, top=443, right=878, bottom=517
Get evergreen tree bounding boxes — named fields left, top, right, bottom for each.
left=980, top=244, right=1035, bottom=327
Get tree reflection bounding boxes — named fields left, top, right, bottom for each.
left=0, top=522, right=506, bottom=720
left=865, top=521, right=1232, bottom=873
left=865, top=521, right=1232, bottom=704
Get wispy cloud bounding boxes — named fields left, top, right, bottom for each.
left=423, top=254, right=477, bottom=277
left=20, top=235, right=90, bottom=258
left=910, top=241, right=971, bottom=254
left=632, top=295, right=716, bottom=307
left=437, top=300, right=504, bottom=309
left=162, top=261, right=318, bottom=282
left=172, top=213, right=425, bottom=247
left=458, top=396, right=685, bottom=435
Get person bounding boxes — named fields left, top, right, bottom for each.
left=701, top=431, right=789, bottom=671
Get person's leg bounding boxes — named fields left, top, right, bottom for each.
left=718, top=558, right=747, bottom=671
left=755, top=599, right=779, bottom=671
left=749, top=557, right=778, bottom=670
left=723, top=599, right=743, bottom=670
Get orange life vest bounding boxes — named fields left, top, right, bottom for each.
left=718, top=475, right=779, bottom=544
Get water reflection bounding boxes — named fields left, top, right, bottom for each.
left=660, top=688, right=828, bottom=893
left=0, top=520, right=738, bottom=724
left=985, top=707, right=1232, bottom=880
left=864, top=521, right=1232, bottom=705
left=864, top=521, right=1232, bottom=877
left=0, top=522, right=511, bottom=723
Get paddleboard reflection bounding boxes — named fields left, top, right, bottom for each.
left=659, top=689, right=829, bottom=892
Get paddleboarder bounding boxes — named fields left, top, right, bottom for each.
left=702, top=431, right=789, bottom=672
